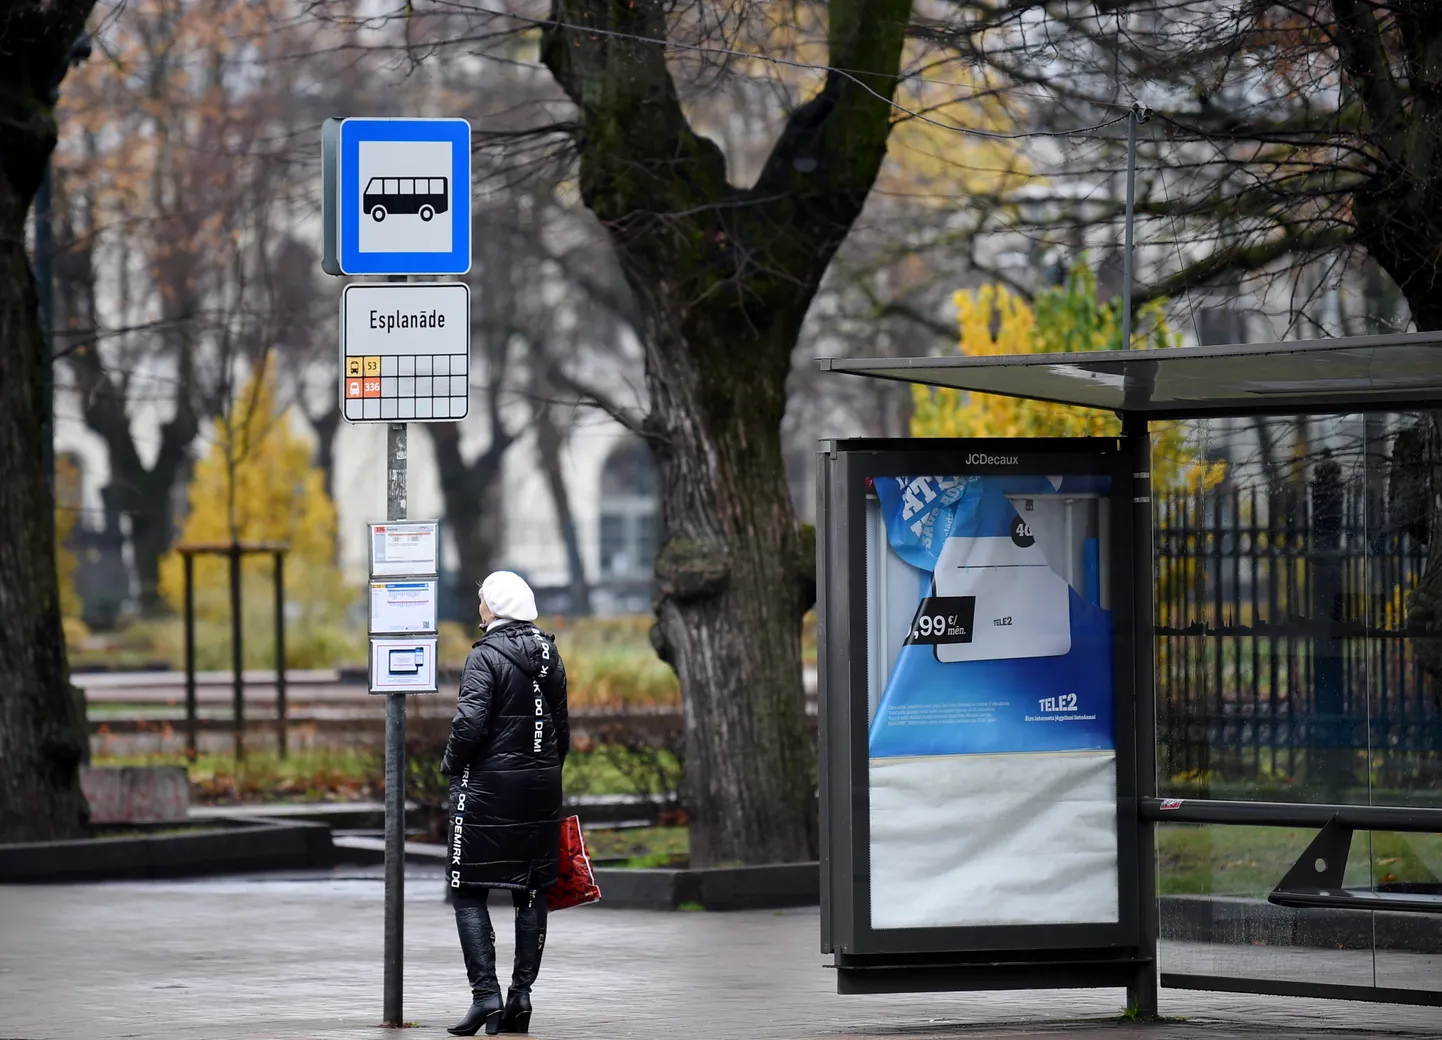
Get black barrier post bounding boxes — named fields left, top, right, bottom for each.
left=184, top=550, right=197, bottom=760
left=1309, top=456, right=1350, bottom=797
left=274, top=550, right=287, bottom=760
left=177, top=542, right=289, bottom=762
left=229, top=543, right=245, bottom=763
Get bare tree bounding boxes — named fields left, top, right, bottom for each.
left=299, top=0, right=920, bottom=863
left=54, top=0, right=335, bottom=613
left=533, top=0, right=916, bottom=864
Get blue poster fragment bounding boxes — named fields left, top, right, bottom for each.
left=869, top=475, right=1115, bottom=758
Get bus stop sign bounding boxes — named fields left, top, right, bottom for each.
left=322, top=117, right=471, bottom=276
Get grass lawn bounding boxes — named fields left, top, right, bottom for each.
left=1156, top=823, right=1442, bottom=897
left=562, top=746, right=681, bottom=800
left=93, top=744, right=677, bottom=804
left=584, top=825, right=689, bottom=868
left=93, top=747, right=381, bottom=803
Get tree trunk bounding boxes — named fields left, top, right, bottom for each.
left=646, top=324, right=818, bottom=863
left=427, top=421, right=509, bottom=608
left=0, top=0, right=97, bottom=843
left=534, top=401, right=590, bottom=615
left=541, top=0, right=908, bottom=864
left=309, top=402, right=341, bottom=503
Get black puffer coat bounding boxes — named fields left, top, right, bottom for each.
left=441, top=622, right=569, bottom=891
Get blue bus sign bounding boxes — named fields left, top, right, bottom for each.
left=325, top=118, right=471, bottom=276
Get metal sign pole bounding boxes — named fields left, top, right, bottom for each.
left=323, top=116, right=468, bottom=1027
left=1121, top=101, right=1158, bottom=1017
left=1120, top=103, right=1149, bottom=351
left=383, top=421, right=408, bottom=1027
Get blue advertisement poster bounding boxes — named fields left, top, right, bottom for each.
left=868, top=474, right=1116, bottom=759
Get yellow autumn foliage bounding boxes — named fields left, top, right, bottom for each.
left=55, top=453, right=83, bottom=623
left=912, top=260, right=1225, bottom=491
left=159, top=365, right=349, bottom=658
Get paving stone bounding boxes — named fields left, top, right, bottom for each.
left=1, top=869, right=1438, bottom=1040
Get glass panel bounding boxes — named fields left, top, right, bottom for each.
left=1363, top=411, right=1440, bottom=808
left=383, top=178, right=399, bottom=194
left=400, top=178, right=414, bottom=194
left=1363, top=411, right=1442, bottom=993
left=1156, top=416, right=1373, bottom=805
left=430, top=178, right=446, bottom=194
left=865, top=470, right=1118, bottom=930
left=1155, top=415, right=1387, bottom=991
left=1157, top=822, right=1378, bottom=986
left=598, top=514, right=627, bottom=577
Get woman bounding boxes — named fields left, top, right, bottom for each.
left=441, top=571, right=569, bottom=1036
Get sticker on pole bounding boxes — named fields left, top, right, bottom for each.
left=341, top=282, right=469, bottom=423
left=370, top=579, right=439, bottom=635
left=369, top=520, right=440, bottom=577
left=370, top=637, right=439, bottom=693
left=324, top=117, right=471, bottom=276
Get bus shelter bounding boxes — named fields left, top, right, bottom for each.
left=815, top=331, right=1442, bottom=1011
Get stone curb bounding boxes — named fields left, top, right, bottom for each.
left=590, top=862, right=819, bottom=911
left=0, top=818, right=334, bottom=884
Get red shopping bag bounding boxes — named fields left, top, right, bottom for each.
left=547, top=814, right=601, bottom=911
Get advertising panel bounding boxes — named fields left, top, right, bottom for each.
left=865, top=471, right=1120, bottom=931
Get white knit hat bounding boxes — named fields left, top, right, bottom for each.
left=479, top=571, right=538, bottom=622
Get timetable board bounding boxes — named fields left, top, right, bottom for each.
left=340, top=282, right=470, bottom=423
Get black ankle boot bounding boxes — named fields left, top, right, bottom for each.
left=449, top=993, right=503, bottom=1036
left=499, top=989, right=531, bottom=1033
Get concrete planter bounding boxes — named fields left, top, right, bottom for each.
left=0, top=819, right=334, bottom=884
left=591, top=862, right=819, bottom=911
left=80, top=765, right=190, bottom=824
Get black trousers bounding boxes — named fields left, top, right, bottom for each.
left=453, top=887, right=548, bottom=999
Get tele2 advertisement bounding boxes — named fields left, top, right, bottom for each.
left=868, top=473, right=1115, bottom=759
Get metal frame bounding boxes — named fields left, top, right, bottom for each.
left=819, top=331, right=1442, bottom=421
left=1161, top=975, right=1442, bottom=1008
left=818, top=437, right=1153, bottom=996
left=817, top=333, right=1442, bottom=1011
left=1144, top=797, right=1442, bottom=914
left=177, top=541, right=289, bottom=761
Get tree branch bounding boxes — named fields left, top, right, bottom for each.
left=873, top=301, right=956, bottom=341
left=545, top=362, right=649, bottom=438
left=540, top=0, right=729, bottom=228
left=1132, top=227, right=1357, bottom=307
left=1330, top=0, right=1405, bottom=150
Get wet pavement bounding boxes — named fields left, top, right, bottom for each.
left=1, top=868, right=1439, bottom=1040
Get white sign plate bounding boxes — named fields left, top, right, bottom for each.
left=369, top=520, right=440, bottom=577
left=341, top=282, right=470, bottom=423
left=370, top=637, right=439, bottom=694
left=370, top=579, right=439, bottom=635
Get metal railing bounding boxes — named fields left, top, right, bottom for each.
left=1154, top=483, right=1442, bottom=791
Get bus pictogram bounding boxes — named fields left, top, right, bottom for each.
left=363, top=176, right=449, bottom=223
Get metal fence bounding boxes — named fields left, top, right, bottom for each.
left=1155, top=478, right=1442, bottom=793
